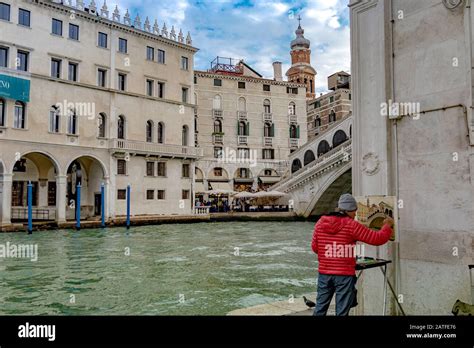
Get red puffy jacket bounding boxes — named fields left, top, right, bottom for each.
left=311, top=215, right=393, bottom=276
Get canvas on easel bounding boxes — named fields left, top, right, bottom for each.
left=354, top=196, right=398, bottom=242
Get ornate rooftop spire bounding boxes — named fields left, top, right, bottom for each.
left=186, top=31, right=192, bottom=45
left=291, top=16, right=310, bottom=49
left=123, top=9, right=131, bottom=25
left=178, top=29, right=184, bottom=43
left=153, top=19, right=160, bottom=35
left=100, top=0, right=108, bottom=18
left=162, top=23, right=168, bottom=37
left=133, top=14, right=141, bottom=28
left=144, top=17, right=151, bottom=32
left=112, top=5, right=120, bottom=22
left=89, top=0, right=97, bottom=12
left=170, top=26, right=176, bottom=40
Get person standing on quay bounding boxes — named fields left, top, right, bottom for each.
left=311, top=194, right=394, bottom=316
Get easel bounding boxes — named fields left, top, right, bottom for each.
left=356, top=257, right=405, bottom=315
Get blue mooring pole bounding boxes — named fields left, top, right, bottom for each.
left=101, top=183, right=105, bottom=228
left=27, top=181, right=33, bottom=234
left=126, top=184, right=131, bottom=229
left=76, top=183, right=81, bottom=230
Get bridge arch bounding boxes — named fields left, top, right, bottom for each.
left=291, top=159, right=302, bottom=174
left=333, top=130, right=348, bottom=148
left=304, top=150, right=316, bottom=166
left=317, top=140, right=331, bottom=157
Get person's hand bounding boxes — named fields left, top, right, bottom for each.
left=383, top=217, right=395, bottom=228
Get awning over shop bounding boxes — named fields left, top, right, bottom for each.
left=259, top=176, right=281, bottom=184
left=234, top=178, right=254, bottom=183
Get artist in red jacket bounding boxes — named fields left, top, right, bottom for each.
left=311, top=193, right=394, bottom=316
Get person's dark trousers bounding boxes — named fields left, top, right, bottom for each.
left=313, top=274, right=357, bottom=316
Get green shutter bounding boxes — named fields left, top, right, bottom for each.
left=246, top=122, right=250, bottom=136
left=297, top=125, right=300, bottom=139
left=271, top=123, right=275, bottom=137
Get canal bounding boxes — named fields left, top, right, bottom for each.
left=0, top=221, right=317, bottom=315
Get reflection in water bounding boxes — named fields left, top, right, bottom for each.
left=0, top=221, right=317, bottom=315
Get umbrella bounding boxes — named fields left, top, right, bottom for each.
left=253, top=191, right=286, bottom=198
left=233, top=192, right=256, bottom=199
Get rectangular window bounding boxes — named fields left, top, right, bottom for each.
left=263, top=84, right=271, bottom=91
left=238, top=81, right=246, bottom=89
left=14, top=102, right=25, bottom=129
left=214, top=79, right=222, bottom=87
left=98, top=32, right=108, bottom=48
left=0, top=46, right=8, bottom=68
left=182, top=190, right=190, bottom=200
left=157, top=162, right=166, bottom=177
left=146, top=190, right=154, bottom=200
left=146, top=79, right=154, bottom=97
left=182, top=164, right=190, bottom=178
left=48, top=182, right=56, bottom=206
left=68, top=62, right=78, bottom=81
left=146, top=46, right=154, bottom=61
left=194, top=76, right=197, bottom=84
left=49, top=107, right=60, bottom=133
left=157, top=190, right=165, bottom=200
left=18, top=8, right=30, bottom=27
left=287, top=87, right=298, bottom=94
left=117, top=189, right=126, bottom=200
left=17, top=50, right=28, bottom=71
left=146, top=162, right=155, bottom=177
left=117, top=159, right=127, bottom=175
left=238, top=148, right=250, bottom=159
left=0, top=2, right=10, bottom=21
left=329, top=96, right=334, bottom=103
left=98, top=68, right=107, bottom=87
left=69, top=24, right=79, bottom=40
left=157, top=82, right=165, bottom=98
left=118, top=73, right=126, bottom=91
left=181, top=56, right=189, bottom=70
left=263, top=149, right=275, bottom=160
left=315, top=101, right=321, bottom=108
left=349, top=93, right=352, bottom=101
left=182, top=87, right=188, bottom=103
left=214, top=147, right=223, bottom=159
left=214, top=168, right=223, bottom=177
left=118, top=38, right=127, bottom=53
left=157, top=49, right=165, bottom=64
left=51, top=58, right=61, bottom=78
left=52, top=18, right=62, bottom=36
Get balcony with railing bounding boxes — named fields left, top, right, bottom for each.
left=109, top=139, right=203, bottom=158
left=238, top=136, right=248, bottom=146
left=213, top=109, right=223, bottom=118
left=213, top=134, right=224, bottom=145
left=264, top=137, right=273, bottom=147
left=289, top=138, right=299, bottom=148
left=237, top=111, right=248, bottom=121
left=263, top=113, right=273, bottom=122
left=288, top=115, right=298, bottom=124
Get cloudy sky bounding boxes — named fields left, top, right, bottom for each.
left=114, top=0, right=350, bottom=94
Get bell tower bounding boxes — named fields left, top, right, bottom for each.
left=286, top=16, right=317, bottom=99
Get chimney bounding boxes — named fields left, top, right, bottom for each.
left=273, top=61, right=282, bottom=81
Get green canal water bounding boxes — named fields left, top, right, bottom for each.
left=0, top=221, right=318, bottom=315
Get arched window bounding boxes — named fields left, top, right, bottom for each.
left=332, top=130, right=348, bottom=148
left=14, top=101, right=26, bottom=129
left=213, top=95, right=222, bottom=110
left=238, top=121, right=247, bottom=136
left=146, top=120, right=153, bottom=142
left=98, top=113, right=106, bottom=138
left=263, top=99, right=271, bottom=114
left=264, top=122, right=272, bottom=137
left=68, top=108, right=77, bottom=135
left=0, top=98, right=5, bottom=127
left=118, top=115, right=125, bottom=139
left=182, top=125, right=189, bottom=146
left=329, top=110, right=336, bottom=123
left=49, top=105, right=60, bottom=133
left=317, top=140, right=331, bottom=157
left=314, top=116, right=321, bottom=128
left=238, top=97, right=246, bottom=111
left=158, top=122, right=164, bottom=144
left=214, top=119, right=222, bottom=133
left=291, top=159, right=302, bottom=174
left=304, top=150, right=316, bottom=166
left=288, top=102, right=296, bottom=115
left=289, top=125, right=298, bottom=139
